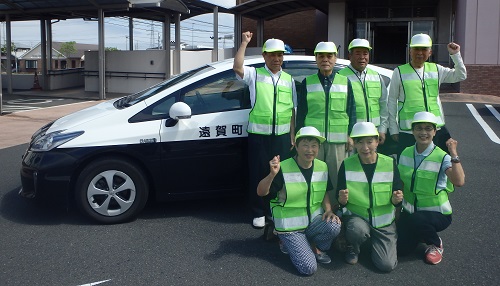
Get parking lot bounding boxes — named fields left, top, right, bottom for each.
left=0, top=99, right=498, bottom=285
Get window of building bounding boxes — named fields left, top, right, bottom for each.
left=25, top=60, right=37, bottom=69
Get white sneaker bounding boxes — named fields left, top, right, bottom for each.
left=252, top=216, right=265, bottom=228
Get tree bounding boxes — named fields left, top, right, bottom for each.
left=105, top=47, right=119, bottom=51
left=1, top=43, right=16, bottom=54
left=59, top=41, right=77, bottom=58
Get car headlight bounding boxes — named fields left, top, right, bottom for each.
left=30, top=130, right=84, bottom=152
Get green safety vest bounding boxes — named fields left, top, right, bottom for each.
left=398, top=146, right=454, bottom=215
left=270, top=158, right=328, bottom=232
left=397, top=62, right=444, bottom=131
left=247, top=67, right=294, bottom=135
left=304, top=73, right=349, bottom=143
left=338, top=67, right=382, bottom=126
left=343, top=154, right=395, bottom=228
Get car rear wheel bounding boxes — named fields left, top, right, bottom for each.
left=75, top=157, right=149, bottom=224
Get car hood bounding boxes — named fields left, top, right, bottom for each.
left=48, top=100, right=121, bottom=132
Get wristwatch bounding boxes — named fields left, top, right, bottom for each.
left=451, top=156, right=460, bottom=163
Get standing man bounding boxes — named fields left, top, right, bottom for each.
left=296, top=41, right=356, bottom=191
left=388, top=33, right=467, bottom=156
left=233, top=31, right=297, bottom=228
left=338, top=39, right=389, bottom=146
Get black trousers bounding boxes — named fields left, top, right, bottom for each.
left=247, top=133, right=292, bottom=218
left=397, top=210, right=452, bottom=256
left=396, top=126, right=451, bottom=157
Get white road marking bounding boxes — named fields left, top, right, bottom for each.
left=77, top=279, right=111, bottom=286
left=486, top=104, right=500, bottom=121
left=466, top=104, right=500, bottom=144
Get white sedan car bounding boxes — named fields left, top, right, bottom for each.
left=19, top=55, right=392, bottom=224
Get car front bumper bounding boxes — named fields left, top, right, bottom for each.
left=19, top=148, right=78, bottom=199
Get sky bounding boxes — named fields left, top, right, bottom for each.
left=1, top=0, right=236, bottom=51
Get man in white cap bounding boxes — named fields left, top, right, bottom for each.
left=233, top=31, right=297, bottom=228
left=296, top=41, right=356, bottom=193
left=388, top=33, right=467, bottom=156
left=338, top=39, right=389, bottom=148
left=257, top=126, right=341, bottom=275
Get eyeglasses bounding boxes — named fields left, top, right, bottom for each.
left=413, top=126, right=435, bottom=132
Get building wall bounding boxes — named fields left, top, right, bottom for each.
left=456, top=0, right=500, bottom=96
left=460, top=65, right=500, bottom=96
left=84, top=49, right=234, bottom=94
left=242, top=10, right=325, bottom=55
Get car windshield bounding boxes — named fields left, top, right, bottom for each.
left=115, top=65, right=215, bottom=108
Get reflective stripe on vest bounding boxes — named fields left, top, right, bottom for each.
left=271, top=158, right=328, bottom=231
left=247, top=67, right=294, bottom=135
left=397, top=63, right=444, bottom=131
left=343, top=154, right=395, bottom=228
left=304, top=74, right=349, bottom=143
left=398, top=146, right=454, bottom=215
left=339, top=67, right=382, bottom=126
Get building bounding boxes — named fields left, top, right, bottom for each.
left=18, top=42, right=98, bottom=73
left=234, top=0, right=500, bottom=96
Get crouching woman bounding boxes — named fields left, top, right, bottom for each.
left=337, top=122, right=403, bottom=272
left=257, top=126, right=341, bottom=275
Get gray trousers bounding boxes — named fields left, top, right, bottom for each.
left=317, top=142, right=347, bottom=191
left=344, top=215, right=398, bottom=272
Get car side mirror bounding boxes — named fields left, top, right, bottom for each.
left=169, top=102, right=192, bottom=120
left=166, top=102, right=192, bottom=127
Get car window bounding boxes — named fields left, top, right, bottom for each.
left=381, top=74, right=391, bottom=88
left=182, top=70, right=250, bottom=115
left=115, top=65, right=214, bottom=108
left=129, top=91, right=179, bottom=123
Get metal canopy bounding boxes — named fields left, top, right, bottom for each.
left=0, top=0, right=232, bottom=22
left=230, top=0, right=328, bottom=21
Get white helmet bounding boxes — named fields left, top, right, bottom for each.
left=262, top=38, right=286, bottom=53
left=350, top=122, right=379, bottom=138
left=295, top=126, right=326, bottom=143
left=410, top=33, right=432, bottom=48
left=314, top=41, right=337, bottom=55
left=412, top=111, right=438, bottom=126
left=348, top=38, right=372, bottom=51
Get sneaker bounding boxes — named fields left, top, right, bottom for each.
left=279, top=240, right=288, bottom=254
left=425, top=237, right=444, bottom=265
left=345, top=245, right=358, bottom=265
left=252, top=216, right=265, bottom=228
left=314, top=251, right=331, bottom=264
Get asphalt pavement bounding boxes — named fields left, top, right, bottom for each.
left=0, top=91, right=499, bottom=285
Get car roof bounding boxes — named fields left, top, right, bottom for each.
left=206, top=55, right=391, bottom=78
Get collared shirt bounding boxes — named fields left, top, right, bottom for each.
left=347, top=64, right=389, bottom=133
left=296, top=70, right=357, bottom=134
left=387, top=52, right=467, bottom=135
left=413, top=142, right=452, bottom=190
left=236, top=65, right=297, bottom=108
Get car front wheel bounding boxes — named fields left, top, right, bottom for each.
left=75, top=157, right=149, bottom=224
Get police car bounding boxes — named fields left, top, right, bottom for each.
left=19, top=55, right=393, bottom=224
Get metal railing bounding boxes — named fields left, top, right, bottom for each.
left=82, top=70, right=167, bottom=79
